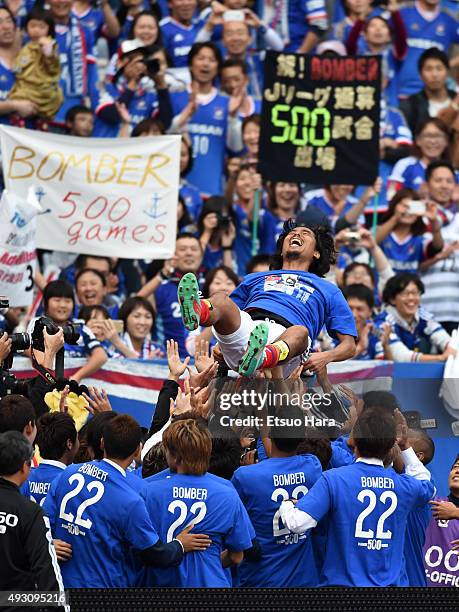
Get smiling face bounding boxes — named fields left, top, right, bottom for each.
left=235, top=168, right=254, bottom=202
left=46, top=297, right=74, bottom=324
left=208, top=269, right=237, bottom=296
left=281, top=227, right=319, bottom=267
left=126, top=305, right=153, bottom=342
left=427, top=166, right=456, bottom=205
left=449, top=457, right=459, bottom=496
left=0, top=8, right=16, bottom=46
left=347, top=297, right=372, bottom=330
left=190, top=46, right=219, bottom=85
left=391, top=281, right=422, bottom=321
left=416, top=122, right=449, bottom=161
left=242, top=122, right=260, bottom=156
left=175, top=236, right=202, bottom=273
left=274, top=182, right=300, bottom=214
left=133, top=14, right=158, bottom=45
left=76, top=271, right=106, bottom=307
left=223, top=21, right=251, bottom=57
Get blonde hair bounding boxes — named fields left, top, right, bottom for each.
left=163, top=419, right=212, bottom=475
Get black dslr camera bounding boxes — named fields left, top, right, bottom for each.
left=31, top=316, right=80, bottom=353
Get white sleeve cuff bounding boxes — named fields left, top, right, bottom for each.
left=279, top=500, right=317, bottom=534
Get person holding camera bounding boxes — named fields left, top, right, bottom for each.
left=27, top=280, right=107, bottom=384
left=94, top=39, right=172, bottom=137
left=198, top=197, right=237, bottom=272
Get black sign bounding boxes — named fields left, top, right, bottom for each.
left=259, top=52, right=381, bottom=185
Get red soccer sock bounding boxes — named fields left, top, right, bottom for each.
left=261, top=340, right=290, bottom=369
left=261, top=344, right=280, bottom=369
left=198, top=299, right=213, bottom=325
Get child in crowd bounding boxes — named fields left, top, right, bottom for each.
left=9, top=8, right=63, bottom=122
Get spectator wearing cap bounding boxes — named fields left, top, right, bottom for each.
left=94, top=39, right=172, bottom=137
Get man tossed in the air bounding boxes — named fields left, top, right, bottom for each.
left=178, top=221, right=357, bottom=376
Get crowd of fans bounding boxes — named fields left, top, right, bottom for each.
left=0, top=0, right=458, bottom=596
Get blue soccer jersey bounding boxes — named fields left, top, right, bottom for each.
left=140, top=472, right=254, bottom=587
left=0, top=61, right=15, bottom=125
left=303, top=189, right=363, bottom=229
left=43, top=459, right=160, bottom=588
left=160, top=17, right=203, bottom=68
left=94, top=81, right=160, bottom=137
left=21, top=460, right=66, bottom=507
left=231, top=454, right=322, bottom=587
left=403, top=498, right=432, bottom=586
left=293, top=459, right=435, bottom=586
left=398, top=5, right=459, bottom=96
left=180, top=180, right=203, bottom=221
left=72, top=7, right=106, bottom=41
left=230, top=270, right=357, bottom=343
left=171, top=89, right=230, bottom=195
left=379, top=232, right=428, bottom=274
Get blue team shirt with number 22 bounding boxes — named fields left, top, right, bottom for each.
left=43, top=459, right=159, bottom=588
left=140, top=472, right=254, bottom=587
left=296, top=460, right=434, bottom=586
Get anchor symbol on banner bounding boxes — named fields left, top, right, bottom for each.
left=35, top=187, right=51, bottom=215
left=144, top=193, right=167, bottom=219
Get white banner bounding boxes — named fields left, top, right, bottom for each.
left=0, top=187, right=40, bottom=306
left=0, top=126, right=181, bottom=259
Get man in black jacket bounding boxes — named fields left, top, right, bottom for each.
left=0, top=431, right=68, bottom=612
left=400, top=48, right=457, bottom=136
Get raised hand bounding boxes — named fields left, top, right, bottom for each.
left=167, top=339, right=190, bottom=381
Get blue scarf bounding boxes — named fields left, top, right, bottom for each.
left=57, top=17, right=87, bottom=97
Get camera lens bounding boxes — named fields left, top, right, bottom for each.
left=62, top=323, right=80, bottom=346
left=10, top=332, right=31, bottom=352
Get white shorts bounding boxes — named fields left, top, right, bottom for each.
left=212, top=310, right=310, bottom=373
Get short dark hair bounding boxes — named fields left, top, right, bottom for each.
left=221, top=57, right=247, bottom=74
left=43, top=280, right=75, bottom=311
left=132, top=118, right=165, bottom=137
left=270, top=406, right=306, bottom=453
left=352, top=409, right=396, bottom=460
left=271, top=220, right=337, bottom=277
left=142, top=442, right=168, bottom=478
left=209, top=438, right=242, bottom=480
left=246, top=254, right=271, bottom=274
left=188, top=42, right=222, bottom=73
left=75, top=268, right=107, bottom=288
left=418, top=47, right=449, bottom=73
left=65, top=105, right=93, bottom=124
left=78, top=304, right=110, bottom=322
left=382, top=273, right=424, bottom=305
left=36, top=412, right=77, bottom=461
left=74, top=254, right=111, bottom=272
left=408, top=429, right=435, bottom=465
left=0, top=395, right=36, bottom=434
left=176, top=232, right=202, bottom=248
left=363, top=390, right=400, bottom=414
left=118, top=296, right=156, bottom=333
left=87, top=412, right=118, bottom=460
left=0, top=431, right=33, bottom=475
left=425, top=159, right=456, bottom=183
left=25, top=7, right=55, bottom=37
left=242, top=114, right=261, bottom=133
left=296, top=429, right=332, bottom=471
left=202, top=265, right=239, bottom=298
left=343, top=284, right=375, bottom=310
left=102, top=414, right=142, bottom=460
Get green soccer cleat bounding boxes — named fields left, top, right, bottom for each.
left=178, top=272, right=201, bottom=331
left=238, top=322, right=269, bottom=377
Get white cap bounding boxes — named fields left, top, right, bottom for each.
left=119, top=38, right=146, bottom=56
left=316, top=40, right=347, bottom=57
